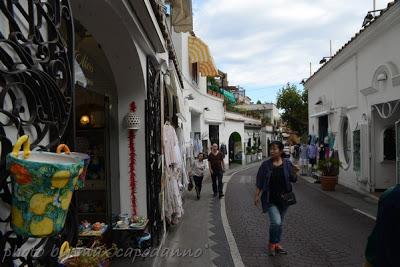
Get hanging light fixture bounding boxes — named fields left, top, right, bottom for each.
left=126, top=102, right=141, bottom=130
left=80, top=114, right=90, bottom=126
left=79, top=93, right=91, bottom=126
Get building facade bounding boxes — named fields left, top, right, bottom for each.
left=235, top=103, right=281, bottom=126
left=0, top=0, right=191, bottom=265
left=306, top=1, right=400, bottom=193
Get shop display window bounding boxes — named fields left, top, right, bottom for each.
left=75, top=88, right=110, bottom=223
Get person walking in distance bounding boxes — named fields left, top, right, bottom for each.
left=254, top=141, right=299, bottom=256
left=208, top=143, right=225, bottom=198
left=191, top=153, right=206, bottom=200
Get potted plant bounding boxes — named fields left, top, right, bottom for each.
left=245, top=147, right=252, bottom=164
left=316, top=158, right=342, bottom=191
left=257, top=148, right=263, bottom=160
left=250, top=149, right=254, bottom=161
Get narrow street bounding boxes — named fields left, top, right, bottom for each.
left=1, top=1, right=400, bottom=266
left=225, top=165, right=375, bottom=267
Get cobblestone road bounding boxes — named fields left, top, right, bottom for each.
left=226, top=165, right=375, bottom=267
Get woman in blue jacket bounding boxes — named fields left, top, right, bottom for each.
left=254, top=141, right=299, bottom=256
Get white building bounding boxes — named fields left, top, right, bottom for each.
left=235, top=103, right=281, bottom=126
left=171, top=31, right=263, bottom=167
left=0, top=0, right=192, bottom=263
left=305, top=1, right=400, bottom=194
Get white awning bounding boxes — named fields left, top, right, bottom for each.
left=310, top=110, right=334, bottom=118
left=205, top=118, right=224, bottom=124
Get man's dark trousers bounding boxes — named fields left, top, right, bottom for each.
left=211, top=170, right=223, bottom=194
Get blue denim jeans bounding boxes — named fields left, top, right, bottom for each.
left=211, top=170, right=223, bottom=194
left=267, top=204, right=288, bottom=244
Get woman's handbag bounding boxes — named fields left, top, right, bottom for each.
left=188, top=179, right=194, bottom=191
left=280, top=191, right=297, bottom=206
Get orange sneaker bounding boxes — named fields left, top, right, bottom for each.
left=268, top=243, right=276, bottom=256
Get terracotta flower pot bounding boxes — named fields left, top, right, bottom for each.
left=320, top=175, right=338, bottom=191
left=7, top=136, right=84, bottom=237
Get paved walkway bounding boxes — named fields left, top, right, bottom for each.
left=226, top=165, right=376, bottom=267
left=154, top=161, right=261, bottom=267
left=114, top=160, right=378, bottom=266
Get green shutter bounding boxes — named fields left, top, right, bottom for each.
left=353, top=130, right=361, bottom=175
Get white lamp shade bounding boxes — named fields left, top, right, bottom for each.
left=127, top=112, right=141, bottom=130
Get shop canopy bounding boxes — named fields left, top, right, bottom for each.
left=221, top=89, right=236, bottom=104
left=167, top=0, right=193, bottom=33
left=188, top=35, right=218, bottom=77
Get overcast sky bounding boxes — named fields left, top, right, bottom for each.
left=192, top=0, right=392, bottom=103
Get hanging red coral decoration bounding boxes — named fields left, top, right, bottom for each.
left=129, top=102, right=137, bottom=216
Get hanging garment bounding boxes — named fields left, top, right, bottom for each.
left=193, top=138, right=203, bottom=157
left=307, top=144, right=318, bottom=159
left=324, top=144, right=330, bottom=160
left=164, top=167, right=184, bottom=223
left=163, top=123, right=179, bottom=167
left=328, top=132, right=335, bottom=150
left=319, top=144, right=325, bottom=160
left=300, top=144, right=308, bottom=160
left=220, top=144, right=227, bottom=156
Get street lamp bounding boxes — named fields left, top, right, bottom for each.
left=319, top=57, right=332, bottom=64
left=362, top=9, right=385, bottom=27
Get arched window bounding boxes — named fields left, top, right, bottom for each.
left=384, top=126, right=396, bottom=161
left=342, top=117, right=351, bottom=164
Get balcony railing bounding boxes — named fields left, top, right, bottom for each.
left=207, top=89, right=224, bottom=99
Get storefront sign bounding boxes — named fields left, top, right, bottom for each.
left=76, top=50, right=94, bottom=73
left=75, top=50, right=95, bottom=86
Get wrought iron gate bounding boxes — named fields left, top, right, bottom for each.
left=0, top=0, right=75, bottom=266
left=145, top=57, right=163, bottom=246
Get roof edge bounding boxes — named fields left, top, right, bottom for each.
left=305, top=1, right=400, bottom=88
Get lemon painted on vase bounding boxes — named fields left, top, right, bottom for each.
left=7, top=136, right=84, bottom=237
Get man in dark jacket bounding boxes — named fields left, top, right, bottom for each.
left=208, top=143, right=225, bottom=198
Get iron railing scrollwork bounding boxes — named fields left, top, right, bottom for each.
left=0, top=0, right=75, bottom=266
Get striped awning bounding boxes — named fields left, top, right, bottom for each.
left=188, top=36, right=218, bottom=77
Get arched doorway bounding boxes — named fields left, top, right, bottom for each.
left=72, top=19, right=118, bottom=230
left=72, top=0, right=163, bottom=245
left=229, top=132, right=242, bottom=165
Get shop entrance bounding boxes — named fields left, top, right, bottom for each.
left=209, top=125, right=220, bottom=146
left=372, top=101, right=399, bottom=190
left=229, top=132, right=242, bottom=164
left=75, top=88, right=111, bottom=224
left=318, top=115, right=328, bottom=144
left=71, top=19, right=118, bottom=227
